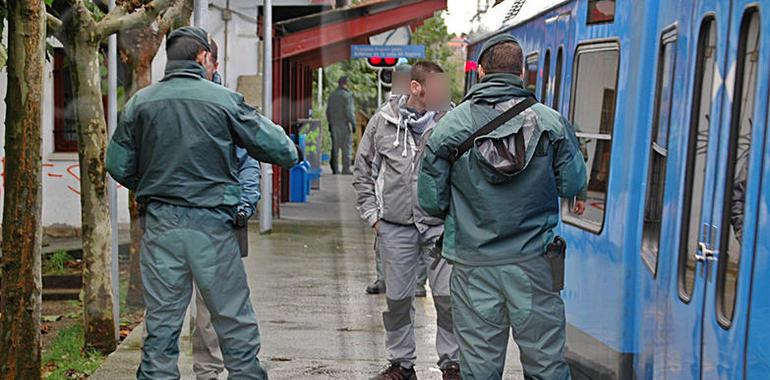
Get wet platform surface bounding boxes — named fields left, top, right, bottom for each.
left=93, top=173, right=524, bottom=379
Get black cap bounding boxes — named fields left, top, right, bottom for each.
left=338, top=76, right=348, bottom=85
left=478, top=34, right=519, bottom=65
left=167, top=26, right=211, bottom=52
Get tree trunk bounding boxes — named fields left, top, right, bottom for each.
left=0, top=0, right=46, bottom=378
left=63, top=6, right=117, bottom=354
left=119, top=0, right=193, bottom=310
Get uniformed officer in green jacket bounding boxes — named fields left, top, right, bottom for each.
left=418, top=34, right=587, bottom=380
left=106, top=27, right=298, bottom=380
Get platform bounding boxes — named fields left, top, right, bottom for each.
left=91, top=173, right=524, bottom=379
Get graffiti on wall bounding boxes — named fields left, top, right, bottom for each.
left=0, top=157, right=123, bottom=197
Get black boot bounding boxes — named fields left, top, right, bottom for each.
left=366, top=280, right=386, bottom=294
left=371, top=362, right=417, bottom=380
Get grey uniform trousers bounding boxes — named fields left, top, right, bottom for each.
left=137, top=203, right=267, bottom=380
left=330, top=125, right=352, bottom=174
left=451, top=255, right=571, bottom=380
left=378, top=220, right=459, bottom=369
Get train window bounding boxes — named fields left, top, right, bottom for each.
left=587, top=0, right=616, bottom=24
left=641, top=29, right=678, bottom=275
left=553, top=47, right=564, bottom=111
left=541, top=49, right=551, bottom=103
left=717, top=9, right=759, bottom=326
left=563, top=43, right=620, bottom=233
left=679, top=18, right=717, bottom=301
left=525, top=53, right=539, bottom=93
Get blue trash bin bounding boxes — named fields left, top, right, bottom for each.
left=289, top=163, right=308, bottom=203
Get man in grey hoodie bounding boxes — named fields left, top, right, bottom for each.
left=353, top=61, right=460, bottom=380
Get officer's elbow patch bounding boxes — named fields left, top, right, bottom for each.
left=418, top=175, right=444, bottom=217
left=106, top=142, right=133, bottom=183
left=558, top=155, right=588, bottom=198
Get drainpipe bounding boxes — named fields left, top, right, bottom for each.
left=260, top=0, right=273, bottom=233
left=194, top=0, right=208, bottom=28
left=222, top=0, right=231, bottom=85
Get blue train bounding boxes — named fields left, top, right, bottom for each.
left=466, top=0, right=770, bottom=379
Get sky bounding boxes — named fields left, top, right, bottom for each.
left=445, top=0, right=482, bottom=35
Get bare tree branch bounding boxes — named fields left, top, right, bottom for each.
left=95, top=0, right=175, bottom=40
left=46, top=13, right=63, bottom=38
left=159, top=0, right=193, bottom=31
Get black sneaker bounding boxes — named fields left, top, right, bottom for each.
left=366, top=280, right=386, bottom=294
left=371, top=362, right=417, bottom=380
left=415, top=286, right=427, bottom=298
left=441, top=363, right=461, bottom=380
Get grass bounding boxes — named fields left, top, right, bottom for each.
left=43, top=250, right=76, bottom=276
left=41, top=324, right=104, bottom=379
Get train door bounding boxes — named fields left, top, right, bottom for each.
left=699, top=3, right=766, bottom=378
left=664, top=2, right=766, bottom=379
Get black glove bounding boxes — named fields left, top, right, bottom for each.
left=234, top=210, right=248, bottom=229
left=295, top=143, right=305, bottom=164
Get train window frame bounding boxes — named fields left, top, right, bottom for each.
left=541, top=49, right=551, bottom=103
left=562, top=40, right=621, bottom=234
left=716, top=7, right=760, bottom=329
left=525, top=52, right=539, bottom=93
left=678, top=16, right=718, bottom=303
left=553, top=47, right=564, bottom=111
left=641, top=27, right=678, bottom=276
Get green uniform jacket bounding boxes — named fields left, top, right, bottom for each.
left=106, top=61, right=298, bottom=208
left=418, top=73, right=587, bottom=266
left=325, top=86, right=356, bottom=128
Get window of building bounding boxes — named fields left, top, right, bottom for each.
left=541, top=49, right=551, bottom=103
left=553, top=47, right=564, bottom=111
left=641, top=29, right=678, bottom=275
left=679, top=17, right=717, bottom=301
left=525, top=53, right=539, bottom=93
left=563, top=43, right=620, bottom=233
left=717, top=9, right=759, bottom=326
left=588, top=0, right=616, bottom=24
left=53, top=48, right=79, bottom=153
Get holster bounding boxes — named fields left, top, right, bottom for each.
left=545, top=236, right=567, bottom=292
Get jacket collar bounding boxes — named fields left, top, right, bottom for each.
left=162, top=60, right=207, bottom=81
left=462, top=73, right=532, bottom=104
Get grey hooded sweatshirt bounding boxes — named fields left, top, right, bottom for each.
left=353, top=95, right=444, bottom=232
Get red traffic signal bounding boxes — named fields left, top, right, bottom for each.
left=367, top=57, right=398, bottom=69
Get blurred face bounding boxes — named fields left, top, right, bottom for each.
left=391, top=71, right=412, bottom=95
left=196, top=50, right=216, bottom=80
left=411, top=72, right=451, bottom=112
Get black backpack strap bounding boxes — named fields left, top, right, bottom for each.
left=448, top=96, right=537, bottom=165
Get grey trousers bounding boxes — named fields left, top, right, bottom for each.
left=192, top=286, right=225, bottom=379
left=375, top=236, right=427, bottom=286
left=330, top=125, right=352, bottom=174
left=378, top=221, right=459, bottom=369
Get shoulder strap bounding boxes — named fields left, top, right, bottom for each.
left=448, top=96, right=537, bottom=165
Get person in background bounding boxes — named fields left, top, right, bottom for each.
left=106, top=26, right=299, bottom=379
left=189, top=37, right=263, bottom=380
left=366, top=63, right=428, bottom=297
left=326, top=76, right=357, bottom=175
left=354, top=61, right=461, bottom=380
left=418, top=35, right=587, bottom=379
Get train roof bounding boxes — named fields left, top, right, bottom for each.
left=470, top=0, right=570, bottom=47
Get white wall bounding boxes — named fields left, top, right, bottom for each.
left=1, top=1, right=271, bottom=230
left=0, top=43, right=130, bottom=230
